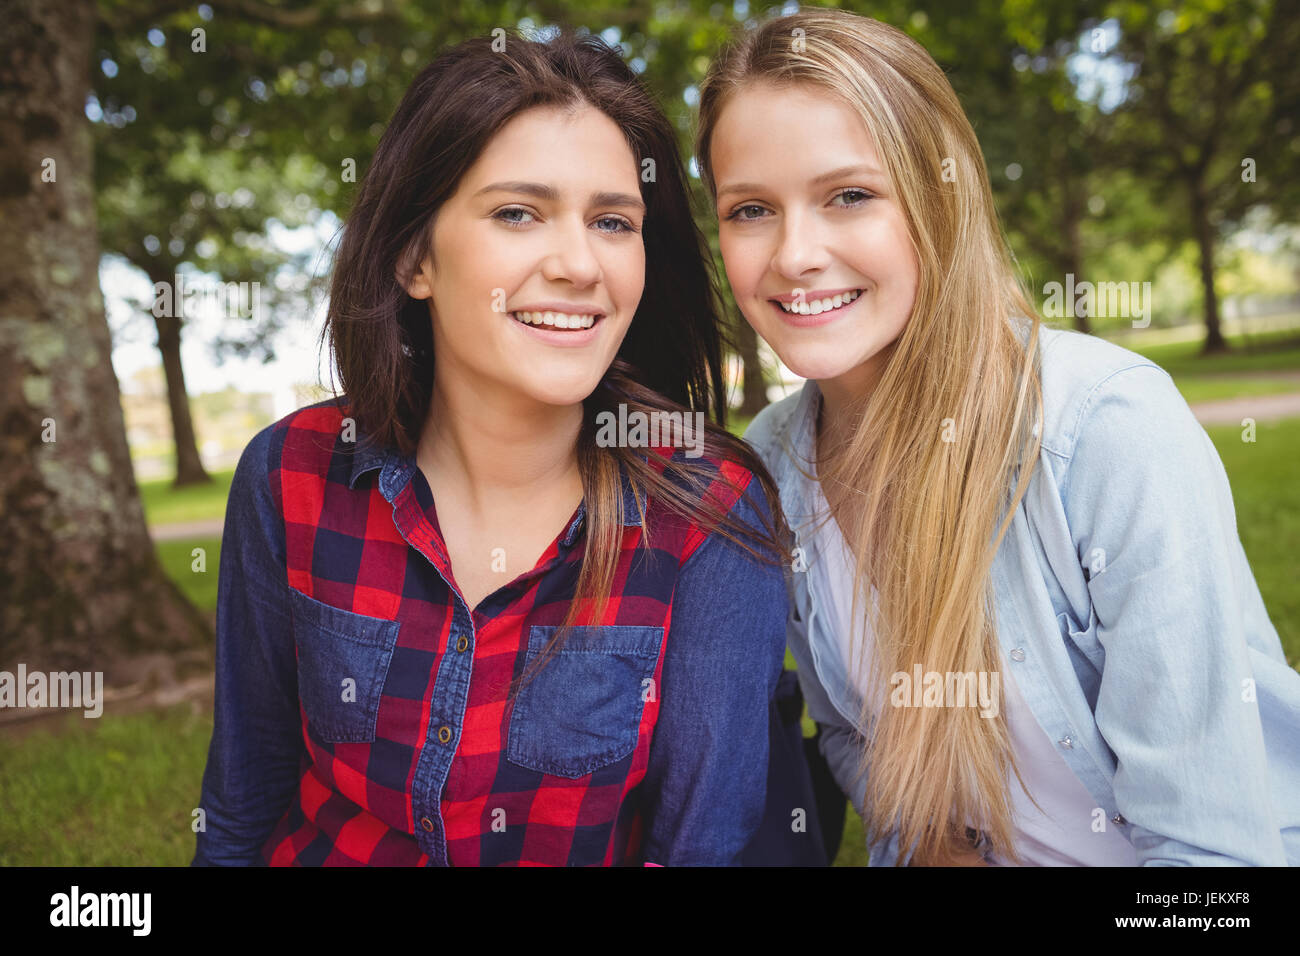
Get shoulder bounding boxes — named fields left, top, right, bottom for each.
left=1032, top=328, right=1224, bottom=531
left=1034, top=325, right=1186, bottom=461
left=267, top=395, right=353, bottom=471
left=653, top=446, right=779, bottom=568
left=658, top=449, right=789, bottom=667
left=234, top=395, right=352, bottom=514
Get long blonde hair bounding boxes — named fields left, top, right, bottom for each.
left=696, top=8, right=1044, bottom=865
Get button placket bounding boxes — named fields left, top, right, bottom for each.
left=409, top=603, right=477, bottom=865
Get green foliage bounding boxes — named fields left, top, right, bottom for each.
left=92, top=1, right=1299, bottom=361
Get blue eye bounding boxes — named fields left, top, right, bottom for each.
left=595, top=216, right=637, bottom=234
left=725, top=204, right=767, bottom=222
left=495, top=207, right=536, bottom=227
left=833, top=189, right=874, bottom=207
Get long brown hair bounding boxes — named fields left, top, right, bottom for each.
left=320, top=28, right=792, bottom=680
left=696, top=9, right=1045, bottom=865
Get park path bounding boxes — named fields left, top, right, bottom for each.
left=150, top=517, right=225, bottom=540
left=1185, top=391, right=1300, bottom=426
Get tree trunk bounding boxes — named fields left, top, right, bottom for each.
left=734, top=312, right=769, bottom=417
left=1061, top=177, right=1091, bottom=335
left=0, top=0, right=211, bottom=680
left=148, top=268, right=211, bottom=488
left=1190, top=182, right=1228, bottom=354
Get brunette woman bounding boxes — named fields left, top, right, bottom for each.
left=193, top=28, right=794, bottom=867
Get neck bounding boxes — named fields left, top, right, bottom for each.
left=417, top=375, right=583, bottom=513
left=815, top=343, right=895, bottom=452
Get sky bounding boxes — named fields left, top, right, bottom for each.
left=105, top=216, right=338, bottom=420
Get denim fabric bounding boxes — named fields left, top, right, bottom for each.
left=193, top=411, right=789, bottom=865
left=506, top=625, right=664, bottom=779
left=745, top=325, right=1300, bottom=867
left=290, top=586, right=400, bottom=743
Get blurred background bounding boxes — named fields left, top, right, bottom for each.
left=2, top=0, right=1297, bottom=866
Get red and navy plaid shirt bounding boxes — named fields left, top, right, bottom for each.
left=193, top=397, right=787, bottom=866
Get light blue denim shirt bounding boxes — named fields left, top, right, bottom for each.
left=745, top=325, right=1300, bottom=866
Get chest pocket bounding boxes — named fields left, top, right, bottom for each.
left=289, top=587, right=401, bottom=744
left=506, top=624, right=664, bottom=779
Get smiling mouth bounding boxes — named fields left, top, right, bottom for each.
left=773, top=289, right=865, bottom=316
left=510, top=310, right=603, bottom=330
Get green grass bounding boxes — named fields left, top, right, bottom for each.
left=1206, top=417, right=1300, bottom=665
left=1114, top=329, right=1300, bottom=406
left=155, top=536, right=223, bottom=613
left=1123, top=329, right=1300, bottom=377
left=1171, top=375, right=1300, bottom=405
left=138, top=470, right=234, bottom=526
left=0, top=703, right=211, bottom=866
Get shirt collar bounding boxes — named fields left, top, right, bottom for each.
left=789, top=377, right=822, bottom=465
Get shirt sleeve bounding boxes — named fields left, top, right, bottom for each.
left=638, top=476, right=789, bottom=865
left=783, top=604, right=867, bottom=815
left=192, top=424, right=305, bottom=865
left=1062, top=363, right=1288, bottom=866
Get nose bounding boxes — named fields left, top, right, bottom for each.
left=540, top=213, right=601, bottom=288
left=771, top=208, right=831, bottom=281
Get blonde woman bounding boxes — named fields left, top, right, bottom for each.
left=695, top=7, right=1300, bottom=866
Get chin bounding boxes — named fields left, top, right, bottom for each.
left=768, top=339, right=869, bottom=384
left=524, top=377, right=606, bottom=408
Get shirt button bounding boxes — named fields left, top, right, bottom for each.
left=456, top=635, right=469, bottom=653
left=420, top=817, right=434, bottom=832
left=1059, top=735, right=1074, bottom=749
left=1112, top=813, right=1127, bottom=826
left=438, top=725, right=452, bottom=744
left=1009, top=648, right=1025, bottom=662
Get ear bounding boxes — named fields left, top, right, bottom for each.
left=395, top=221, right=435, bottom=299
left=396, top=249, right=434, bottom=300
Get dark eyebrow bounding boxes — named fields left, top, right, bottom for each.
left=474, top=181, right=646, bottom=213
left=716, top=164, right=885, bottom=201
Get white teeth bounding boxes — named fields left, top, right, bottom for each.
left=511, top=311, right=598, bottom=329
left=777, top=289, right=862, bottom=315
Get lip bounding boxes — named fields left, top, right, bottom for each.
left=507, top=307, right=607, bottom=347
left=768, top=288, right=865, bottom=328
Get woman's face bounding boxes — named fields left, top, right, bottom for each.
left=710, top=82, right=920, bottom=401
left=403, top=103, right=645, bottom=408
